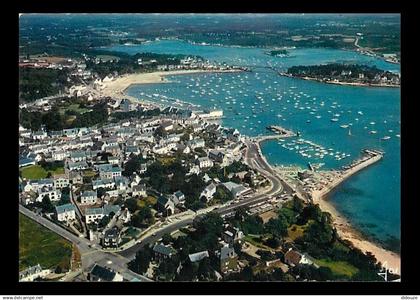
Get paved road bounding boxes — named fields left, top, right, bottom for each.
left=19, top=205, right=152, bottom=282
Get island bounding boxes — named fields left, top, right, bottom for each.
left=280, top=63, right=400, bottom=87
left=267, top=49, right=290, bottom=57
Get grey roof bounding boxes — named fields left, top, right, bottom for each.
left=81, top=190, right=97, bottom=198
left=157, top=196, right=170, bottom=206
left=90, top=264, right=117, bottom=281
left=85, top=205, right=120, bottom=216
left=189, top=251, right=209, bottom=263
left=174, top=190, right=184, bottom=198
left=220, top=246, right=236, bottom=260
left=153, top=243, right=176, bottom=256
left=19, top=264, right=43, bottom=279
left=56, top=203, right=76, bottom=214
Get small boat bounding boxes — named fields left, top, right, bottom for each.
left=331, top=118, right=339, bottom=122
left=381, top=136, right=391, bottom=140
left=369, top=131, right=377, bottom=134
left=340, top=124, right=349, bottom=128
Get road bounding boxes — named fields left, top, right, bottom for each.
left=19, top=205, right=152, bottom=282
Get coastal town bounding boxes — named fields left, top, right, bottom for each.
left=18, top=13, right=401, bottom=283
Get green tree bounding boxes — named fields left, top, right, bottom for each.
left=129, top=246, right=152, bottom=275
left=40, top=195, right=54, bottom=213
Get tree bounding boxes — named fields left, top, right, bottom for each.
left=40, top=195, right=54, bottom=213
left=264, top=216, right=289, bottom=238
left=99, top=215, right=111, bottom=228
left=153, top=126, right=167, bottom=138
left=129, top=246, right=152, bottom=275
left=125, top=198, right=139, bottom=213
left=97, top=187, right=106, bottom=199
left=162, top=233, right=173, bottom=245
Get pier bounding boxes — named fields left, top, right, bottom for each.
left=311, top=149, right=384, bottom=201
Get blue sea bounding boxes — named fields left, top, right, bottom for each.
left=104, top=40, right=401, bottom=251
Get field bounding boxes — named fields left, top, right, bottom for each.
left=59, top=103, right=91, bottom=115
left=20, top=165, right=48, bottom=180
left=19, top=213, right=73, bottom=272
left=314, top=258, right=359, bottom=278
left=20, top=165, right=65, bottom=180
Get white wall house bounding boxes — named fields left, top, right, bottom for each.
left=80, top=190, right=97, bottom=205
left=55, top=203, right=76, bottom=222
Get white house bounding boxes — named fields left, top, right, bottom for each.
left=132, top=184, right=147, bottom=198
left=19, top=264, right=51, bottom=282
left=55, top=203, right=76, bottom=222
left=198, top=157, right=213, bottom=169
left=36, top=188, right=61, bottom=202
left=85, top=205, right=120, bottom=224
left=200, top=183, right=217, bottom=201
left=80, top=190, right=97, bottom=204
left=170, top=191, right=185, bottom=206
left=53, top=174, right=70, bottom=189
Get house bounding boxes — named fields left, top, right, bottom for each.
left=132, top=184, right=147, bottom=198
left=52, top=150, right=68, bottom=161
left=19, top=157, right=36, bottom=168
left=188, top=250, right=209, bottom=263
left=170, top=191, right=185, bottom=206
left=188, top=138, right=205, bottom=150
left=80, top=190, right=97, bottom=204
left=55, top=203, right=76, bottom=222
left=23, top=178, right=54, bottom=193
left=222, top=226, right=244, bottom=246
left=36, top=187, right=61, bottom=202
left=69, top=171, right=83, bottom=185
left=160, top=121, right=173, bottom=131
left=53, top=174, right=70, bottom=189
left=197, top=157, right=213, bottom=169
left=115, top=176, right=129, bottom=192
left=200, top=183, right=217, bottom=202
left=209, top=150, right=227, bottom=164
left=88, top=264, right=123, bottom=282
left=284, top=248, right=317, bottom=267
left=102, top=227, right=121, bottom=248
left=220, top=245, right=238, bottom=274
left=69, top=151, right=87, bottom=162
left=222, top=181, right=251, bottom=198
left=19, top=264, right=51, bottom=282
left=157, top=196, right=175, bottom=216
left=92, top=178, right=115, bottom=190
left=153, top=243, right=176, bottom=262
left=67, top=161, right=89, bottom=171
left=32, top=131, right=48, bottom=140
left=85, top=205, right=120, bottom=224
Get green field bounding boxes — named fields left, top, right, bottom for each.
left=20, top=165, right=64, bottom=180
left=20, top=165, right=48, bottom=180
left=19, top=213, right=73, bottom=272
left=314, top=258, right=359, bottom=278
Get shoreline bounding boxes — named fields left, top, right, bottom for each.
left=101, top=69, right=243, bottom=102
left=310, top=153, right=400, bottom=275
left=279, top=73, right=400, bottom=88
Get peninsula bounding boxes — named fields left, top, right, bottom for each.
left=281, top=63, right=400, bottom=87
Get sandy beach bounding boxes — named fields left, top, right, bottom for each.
left=101, top=69, right=242, bottom=102
left=312, top=188, right=401, bottom=275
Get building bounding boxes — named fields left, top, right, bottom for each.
left=157, top=196, right=175, bottom=216
left=170, top=191, right=185, bottom=206
left=69, top=171, right=83, bottom=185
left=132, top=184, right=147, bottom=198
left=55, top=203, right=76, bottom=222
left=88, top=264, right=123, bottom=282
left=153, top=243, right=176, bottom=262
left=222, top=181, right=251, bottom=198
left=200, top=183, right=217, bottom=202
left=284, top=248, right=317, bottom=267
left=188, top=250, right=209, bottom=263
left=222, top=226, right=244, bottom=246
left=102, top=227, right=121, bottom=248
left=36, top=188, right=61, bottom=202
left=92, top=178, right=115, bottom=190
left=19, top=264, right=51, bottom=282
left=53, top=174, right=70, bottom=189
left=220, top=245, right=238, bottom=274
left=197, top=157, right=213, bottom=169
left=85, top=205, right=121, bottom=224
left=80, top=190, right=97, bottom=205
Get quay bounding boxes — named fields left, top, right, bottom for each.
left=311, top=149, right=384, bottom=201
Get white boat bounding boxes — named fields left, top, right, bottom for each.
left=381, top=136, right=391, bottom=140
left=369, top=131, right=377, bottom=134
left=340, top=124, right=349, bottom=128
left=331, top=118, right=339, bottom=122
